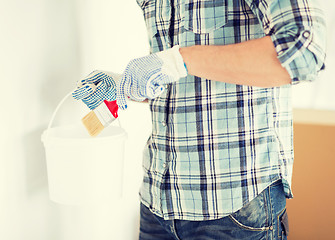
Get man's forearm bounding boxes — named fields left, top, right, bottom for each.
left=179, top=36, right=291, bottom=87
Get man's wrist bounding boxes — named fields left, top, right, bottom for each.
left=172, top=45, right=188, bottom=77
left=179, top=46, right=192, bottom=77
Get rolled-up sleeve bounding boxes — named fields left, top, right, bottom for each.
left=246, top=0, right=327, bottom=84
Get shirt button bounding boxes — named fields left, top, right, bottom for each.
left=163, top=163, right=167, bottom=168
left=162, top=121, right=167, bottom=127
left=302, top=31, right=310, bottom=39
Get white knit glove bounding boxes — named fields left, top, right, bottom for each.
left=117, top=45, right=187, bottom=110
left=72, top=70, right=121, bottom=110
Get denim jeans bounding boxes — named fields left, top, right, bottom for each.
left=139, top=180, right=289, bottom=240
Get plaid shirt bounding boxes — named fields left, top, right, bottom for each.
left=137, top=0, right=326, bottom=220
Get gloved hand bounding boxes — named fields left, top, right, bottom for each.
left=72, top=70, right=121, bottom=110
left=117, top=45, right=187, bottom=110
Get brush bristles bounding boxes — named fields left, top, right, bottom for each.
left=82, top=111, right=104, bottom=137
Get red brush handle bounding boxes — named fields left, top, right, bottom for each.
left=103, top=100, right=119, bottom=119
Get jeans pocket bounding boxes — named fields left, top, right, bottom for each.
left=228, top=192, right=270, bottom=231
left=279, top=209, right=289, bottom=237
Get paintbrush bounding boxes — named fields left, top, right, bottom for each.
left=82, top=100, right=119, bottom=137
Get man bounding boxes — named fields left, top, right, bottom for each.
left=73, top=0, right=326, bottom=239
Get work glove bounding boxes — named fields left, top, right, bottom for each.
left=72, top=70, right=121, bottom=110
left=116, top=45, right=187, bottom=110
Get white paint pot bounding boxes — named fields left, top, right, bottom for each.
left=41, top=92, right=127, bottom=205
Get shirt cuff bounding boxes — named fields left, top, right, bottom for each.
left=270, top=27, right=326, bottom=84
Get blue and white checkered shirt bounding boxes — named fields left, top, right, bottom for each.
left=137, top=0, right=326, bottom=220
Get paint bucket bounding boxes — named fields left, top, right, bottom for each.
left=41, top=91, right=127, bottom=205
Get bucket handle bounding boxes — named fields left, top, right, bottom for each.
left=45, top=89, right=122, bottom=140
left=47, top=90, right=74, bottom=132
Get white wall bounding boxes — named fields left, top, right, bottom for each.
left=0, top=0, right=334, bottom=240
left=292, top=1, right=335, bottom=110
left=1, top=1, right=80, bottom=239
left=1, top=0, right=150, bottom=239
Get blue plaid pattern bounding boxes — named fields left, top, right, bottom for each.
left=137, top=0, right=326, bottom=220
left=73, top=70, right=119, bottom=110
